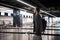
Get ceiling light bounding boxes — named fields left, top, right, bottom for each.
left=40, top=10, right=56, bottom=17
left=17, top=0, right=56, bottom=17
left=17, top=0, right=35, bottom=8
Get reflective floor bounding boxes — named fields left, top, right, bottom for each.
left=0, top=26, right=59, bottom=40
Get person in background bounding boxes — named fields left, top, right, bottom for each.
left=33, top=7, right=42, bottom=40
left=3, top=20, right=5, bottom=26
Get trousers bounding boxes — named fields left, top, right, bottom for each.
left=33, top=35, right=42, bottom=40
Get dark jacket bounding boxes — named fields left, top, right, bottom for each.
left=13, top=13, right=20, bottom=27
left=33, top=14, right=43, bottom=36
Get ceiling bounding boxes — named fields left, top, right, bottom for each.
left=0, top=0, right=28, bottom=9
left=22, top=0, right=60, bottom=10
left=0, top=0, right=60, bottom=17
left=0, top=0, right=60, bottom=10
left=39, top=0, right=60, bottom=10
left=21, top=0, right=60, bottom=17
left=39, top=0, right=60, bottom=7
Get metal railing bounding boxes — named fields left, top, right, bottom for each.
left=0, top=26, right=60, bottom=40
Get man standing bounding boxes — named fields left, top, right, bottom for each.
left=33, top=7, right=42, bottom=40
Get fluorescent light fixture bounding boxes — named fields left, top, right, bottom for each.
left=17, top=0, right=56, bottom=17
left=40, top=10, right=56, bottom=17
left=17, top=0, right=35, bottom=8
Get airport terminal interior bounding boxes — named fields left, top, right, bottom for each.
left=0, top=0, right=60, bottom=40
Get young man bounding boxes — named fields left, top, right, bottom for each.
left=33, top=7, right=42, bottom=40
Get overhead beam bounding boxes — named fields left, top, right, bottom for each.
left=31, top=0, right=48, bottom=10
left=40, top=10, right=56, bottom=17
left=17, top=0, right=56, bottom=17
left=0, top=2, right=20, bottom=9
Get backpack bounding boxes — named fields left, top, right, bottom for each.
left=42, top=19, right=47, bottom=32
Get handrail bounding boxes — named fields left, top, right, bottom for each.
left=47, top=26, right=60, bottom=27
left=46, top=29, right=60, bottom=30
left=0, top=27, right=33, bottom=30
left=0, top=27, right=60, bottom=30
left=0, top=31, right=60, bottom=36
left=0, top=26, right=60, bottom=29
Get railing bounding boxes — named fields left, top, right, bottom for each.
left=0, top=26, right=60, bottom=40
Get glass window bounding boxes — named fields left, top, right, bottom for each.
left=26, top=16, right=28, bottom=18
left=23, top=15, right=25, bottom=18
left=29, top=16, right=30, bottom=18
left=5, top=12, right=8, bottom=16
left=11, top=13, right=13, bottom=16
